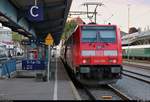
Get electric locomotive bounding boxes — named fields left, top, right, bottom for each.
left=62, top=24, right=122, bottom=84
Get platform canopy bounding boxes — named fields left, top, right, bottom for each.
left=0, top=0, right=72, bottom=45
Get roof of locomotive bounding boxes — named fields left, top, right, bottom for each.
left=78, top=24, right=117, bottom=27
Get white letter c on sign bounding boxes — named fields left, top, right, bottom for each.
left=30, top=5, right=39, bottom=17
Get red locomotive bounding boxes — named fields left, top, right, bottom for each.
left=61, top=24, right=122, bottom=84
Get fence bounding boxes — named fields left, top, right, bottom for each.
left=0, top=59, right=16, bottom=78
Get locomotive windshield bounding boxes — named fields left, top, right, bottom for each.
left=81, top=26, right=116, bottom=43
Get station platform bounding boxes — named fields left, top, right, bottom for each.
left=0, top=57, right=81, bottom=100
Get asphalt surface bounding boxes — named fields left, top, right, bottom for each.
left=0, top=56, right=77, bottom=100
left=0, top=78, right=54, bottom=100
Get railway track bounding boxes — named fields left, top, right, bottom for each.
left=123, top=59, right=150, bottom=64
left=81, top=86, right=96, bottom=100
left=123, top=69, right=150, bottom=84
left=107, top=84, right=132, bottom=100
left=123, top=60, right=150, bottom=84
left=79, top=83, right=132, bottom=100
left=123, top=63, right=150, bottom=70
left=123, top=69, right=150, bottom=78
left=61, top=57, right=132, bottom=100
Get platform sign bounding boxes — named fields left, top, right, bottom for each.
left=45, top=33, right=54, bottom=45
left=22, top=60, right=46, bottom=70
left=27, top=5, right=43, bottom=21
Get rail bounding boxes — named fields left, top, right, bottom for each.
left=61, top=57, right=132, bottom=100
left=107, top=84, right=132, bottom=100
left=123, top=71, right=150, bottom=84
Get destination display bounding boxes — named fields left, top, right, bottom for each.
left=82, top=26, right=116, bottom=30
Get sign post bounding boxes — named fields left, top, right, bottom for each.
left=45, top=34, right=54, bottom=82
left=47, top=45, right=50, bottom=82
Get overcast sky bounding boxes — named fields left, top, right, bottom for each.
left=70, top=0, right=150, bottom=32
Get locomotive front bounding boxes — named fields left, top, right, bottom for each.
left=77, top=25, right=122, bottom=84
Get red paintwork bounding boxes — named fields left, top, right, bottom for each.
left=65, top=24, right=122, bottom=71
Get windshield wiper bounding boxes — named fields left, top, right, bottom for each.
left=96, top=31, right=101, bottom=42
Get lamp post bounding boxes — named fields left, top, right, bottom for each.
left=127, top=4, right=130, bottom=61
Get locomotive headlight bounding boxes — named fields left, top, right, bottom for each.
left=82, top=58, right=90, bottom=64
left=82, top=59, right=87, bottom=64
left=109, top=59, right=117, bottom=63
left=112, top=59, right=117, bottom=63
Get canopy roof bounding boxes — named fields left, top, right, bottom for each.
left=10, top=0, right=72, bottom=45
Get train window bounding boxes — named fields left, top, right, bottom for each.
left=82, top=30, right=97, bottom=42
left=81, top=26, right=116, bottom=43
left=97, top=30, right=116, bottom=42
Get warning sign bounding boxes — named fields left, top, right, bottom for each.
left=45, top=33, right=54, bottom=45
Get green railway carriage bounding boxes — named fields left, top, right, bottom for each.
left=122, top=45, right=150, bottom=59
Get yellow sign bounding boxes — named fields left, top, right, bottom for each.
left=45, top=33, right=54, bottom=45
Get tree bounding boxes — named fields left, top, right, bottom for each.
left=61, top=20, right=77, bottom=40
left=12, top=31, right=22, bottom=42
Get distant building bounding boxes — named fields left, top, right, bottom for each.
left=0, top=27, right=13, bottom=44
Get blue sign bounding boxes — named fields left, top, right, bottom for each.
left=27, top=5, right=43, bottom=21
left=22, top=60, right=46, bottom=70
